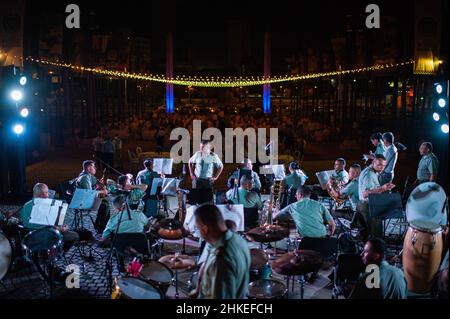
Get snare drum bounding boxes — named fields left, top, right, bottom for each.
left=22, top=227, right=64, bottom=263
left=402, top=221, right=443, bottom=293
left=114, top=277, right=163, bottom=299
left=248, top=279, right=287, bottom=299
left=0, top=232, right=13, bottom=281
left=139, top=260, right=174, bottom=295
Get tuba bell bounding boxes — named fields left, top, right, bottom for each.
left=326, top=177, right=348, bottom=207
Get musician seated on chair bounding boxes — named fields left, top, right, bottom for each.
left=225, top=175, right=263, bottom=210
left=18, top=183, right=79, bottom=252
left=114, top=174, right=148, bottom=210
left=77, top=160, right=109, bottom=233
left=136, top=159, right=161, bottom=194
left=281, top=162, right=308, bottom=206
left=328, top=158, right=350, bottom=185
left=273, top=186, right=336, bottom=238
left=350, top=238, right=407, bottom=299
left=329, top=164, right=361, bottom=211
left=227, top=158, right=261, bottom=192
left=100, top=195, right=151, bottom=244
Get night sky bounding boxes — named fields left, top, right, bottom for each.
left=34, top=0, right=414, bottom=70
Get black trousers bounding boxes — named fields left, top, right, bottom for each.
left=192, top=178, right=213, bottom=189
left=94, top=201, right=110, bottom=234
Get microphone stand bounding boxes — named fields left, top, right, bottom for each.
left=94, top=155, right=125, bottom=177
left=102, top=191, right=132, bottom=296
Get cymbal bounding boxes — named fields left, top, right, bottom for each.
left=159, top=254, right=196, bottom=270
left=271, top=250, right=324, bottom=277
left=246, top=225, right=290, bottom=243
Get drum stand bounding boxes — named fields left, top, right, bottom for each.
left=285, top=275, right=307, bottom=299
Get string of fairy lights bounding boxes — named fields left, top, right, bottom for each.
left=26, top=57, right=415, bottom=88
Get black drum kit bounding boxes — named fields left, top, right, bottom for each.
left=1, top=209, right=66, bottom=298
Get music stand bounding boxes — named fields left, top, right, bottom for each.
left=69, top=189, right=101, bottom=231
left=68, top=189, right=104, bottom=263
left=368, top=193, right=406, bottom=238
left=153, top=158, right=173, bottom=175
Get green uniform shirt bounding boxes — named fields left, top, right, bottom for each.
left=375, top=143, right=387, bottom=156
left=283, top=170, right=307, bottom=190
left=359, top=165, right=380, bottom=202
left=384, top=144, right=398, bottom=175
left=189, top=151, right=223, bottom=179
left=332, top=169, right=350, bottom=184
left=417, top=153, right=439, bottom=182
left=350, top=261, right=407, bottom=299
left=226, top=187, right=263, bottom=209
left=341, top=178, right=360, bottom=210
left=77, top=173, right=97, bottom=190
left=19, top=200, right=46, bottom=230
left=102, top=209, right=149, bottom=239
left=228, top=170, right=261, bottom=190
left=276, top=198, right=333, bottom=238
left=200, top=230, right=251, bottom=299
left=136, top=169, right=160, bottom=187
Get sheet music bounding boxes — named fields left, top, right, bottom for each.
left=259, top=165, right=274, bottom=175
left=161, top=178, right=180, bottom=196
left=153, top=158, right=173, bottom=175
left=29, top=199, right=52, bottom=225
left=184, top=204, right=245, bottom=233
left=272, top=165, right=286, bottom=180
left=30, top=199, right=67, bottom=226
left=316, top=170, right=335, bottom=190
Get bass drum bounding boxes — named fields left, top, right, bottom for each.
left=402, top=221, right=443, bottom=293
left=0, top=232, right=13, bottom=281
